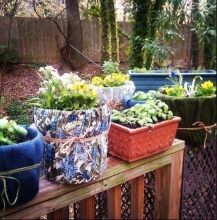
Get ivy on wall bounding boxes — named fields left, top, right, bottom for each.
left=100, top=0, right=119, bottom=65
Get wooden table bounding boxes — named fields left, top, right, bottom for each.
left=2, top=139, right=185, bottom=219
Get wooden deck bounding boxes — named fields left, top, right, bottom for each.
left=2, top=139, right=185, bottom=219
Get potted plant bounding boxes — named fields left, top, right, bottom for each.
left=129, top=66, right=216, bottom=93
left=156, top=69, right=216, bottom=146
left=123, top=90, right=157, bottom=109
left=0, top=117, right=43, bottom=210
left=91, top=61, right=135, bottom=109
left=29, top=66, right=111, bottom=184
left=108, top=98, right=181, bottom=162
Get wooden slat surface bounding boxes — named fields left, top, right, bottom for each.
left=2, top=139, right=185, bottom=219
left=131, top=175, right=144, bottom=219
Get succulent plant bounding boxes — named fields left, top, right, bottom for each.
left=111, top=99, right=174, bottom=128
left=0, top=117, right=28, bottom=145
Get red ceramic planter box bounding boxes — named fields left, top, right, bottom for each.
left=108, top=116, right=181, bottom=162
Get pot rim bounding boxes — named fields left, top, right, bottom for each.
left=111, top=116, right=181, bottom=134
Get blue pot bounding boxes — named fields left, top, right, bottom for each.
left=123, top=95, right=146, bottom=109
left=0, top=127, right=43, bottom=208
left=129, top=70, right=217, bottom=92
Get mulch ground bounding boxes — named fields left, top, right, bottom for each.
left=0, top=62, right=103, bottom=116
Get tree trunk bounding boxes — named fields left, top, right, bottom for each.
left=108, top=0, right=119, bottom=63
left=190, top=0, right=200, bottom=69
left=202, top=0, right=216, bottom=69
left=129, top=0, right=151, bottom=69
left=145, top=0, right=166, bottom=69
left=64, top=0, right=86, bottom=70
left=100, top=0, right=110, bottom=64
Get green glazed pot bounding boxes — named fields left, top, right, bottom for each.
left=156, top=93, right=216, bottom=146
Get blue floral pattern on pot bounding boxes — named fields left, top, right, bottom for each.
left=33, top=103, right=111, bottom=184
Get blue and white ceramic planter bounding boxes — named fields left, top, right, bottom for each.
left=33, top=103, right=111, bottom=184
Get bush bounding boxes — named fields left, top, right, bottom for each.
left=5, top=100, right=32, bottom=125
left=0, top=45, right=18, bottom=64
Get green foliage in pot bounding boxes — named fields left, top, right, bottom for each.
left=156, top=66, right=216, bottom=146
left=102, top=61, right=119, bottom=75
left=159, top=66, right=216, bottom=97
left=91, top=72, right=130, bottom=87
left=111, top=99, right=174, bottom=128
left=91, top=61, right=131, bottom=87
left=28, top=66, right=98, bottom=110
left=131, top=90, right=156, bottom=101
left=0, top=117, right=28, bottom=145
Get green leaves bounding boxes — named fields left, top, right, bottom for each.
left=0, top=117, right=28, bottom=146
left=28, top=66, right=98, bottom=111
left=111, top=97, right=174, bottom=128
left=102, top=61, right=119, bottom=75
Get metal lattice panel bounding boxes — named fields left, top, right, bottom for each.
left=144, top=171, right=156, bottom=220
left=180, top=135, right=217, bottom=219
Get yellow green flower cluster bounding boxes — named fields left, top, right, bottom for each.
left=195, top=80, right=216, bottom=97
left=29, top=66, right=98, bottom=110
left=164, top=66, right=216, bottom=97
left=164, top=79, right=216, bottom=97
left=71, top=81, right=97, bottom=97
left=201, top=80, right=214, bottom=89
left=91, top=73, right=130, bottom=87
left=165, top=85, right=185, bottom=97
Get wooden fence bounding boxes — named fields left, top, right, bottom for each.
left=0, top=16, right=196, bottom=65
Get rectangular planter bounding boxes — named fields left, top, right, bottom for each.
left=108, top=116, right=181, bottom=162
left=129, top=70, right=217, bottom=93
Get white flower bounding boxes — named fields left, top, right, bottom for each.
left=65, top=83, right=73, bottom=90
left=45, top=66, right=55, bottom=71
left=50, top=69, right=60, bottom=79
left=60, top=73, right=82, bottom=87
left=39, top=67, right=45, bottom=72
left=71, top=74, right=81, bottom=82
left=38, top=88, right=47, bottom=94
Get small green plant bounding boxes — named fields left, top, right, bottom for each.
left=132, top=67, right=148, bottom=73
left=102, top=61, right=119, bottom=75
left=0, top=45, right=18, bottom=64
left=6, top=100, right=32, bottom=125
left=32, top=62, right=48, bottom=68
left=131, top=90, right=156, bottom=101
left=0, top=117, right=28, bottom=145
left=111, top=99, right=174, bottom=128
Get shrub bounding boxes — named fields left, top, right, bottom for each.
left=0, top=45, right=18, bottom=64
left=5, top=100, right=32, bottom=125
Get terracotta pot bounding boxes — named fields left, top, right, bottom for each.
left=108, top=117, right=181, bottom=162
left=156, top=93, right=217, bottom=146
